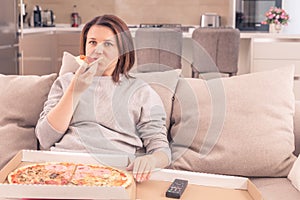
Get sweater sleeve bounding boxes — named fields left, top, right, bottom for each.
left=35, top=76, right=68, bottom=150
left=135, top=83, right=171, bottom=164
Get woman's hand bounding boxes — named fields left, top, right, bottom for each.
left=72, top=57, right=102, bottom=95
left=126, top=154, right=156, bottom=182
left=45, top=57, right=102, bottom=133
left=126, top=151, right=170, bottom=182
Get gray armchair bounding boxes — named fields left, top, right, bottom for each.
left=135, top=27, right=183, bottom=73
left=191, top=27, right=240, bottom=78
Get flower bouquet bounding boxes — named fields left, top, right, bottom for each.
left=261, top=7, right=290, bottom=33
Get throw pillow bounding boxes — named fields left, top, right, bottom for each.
left=170, top=66, right=296, bottom=177
left=0, top=73, right=57, bottom=169
left=59, top=51, right=80, bottom=76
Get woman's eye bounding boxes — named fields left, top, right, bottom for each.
left=88, top=41, right=97, bottom=45
left=104, top=41, right=113, bottom=47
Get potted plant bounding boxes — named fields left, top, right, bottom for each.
left=261, top=7, right=290, bottom=33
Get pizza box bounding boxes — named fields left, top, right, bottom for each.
left=136, top=169, right=264, bottom=200
left=0, top=150, right=136, bottom=200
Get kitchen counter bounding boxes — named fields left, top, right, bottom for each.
left=20, top=25, right=83, bottom=35
left=20, top=25, right=300, bottom=39
left=240, top=32, right=300, bottom=39
left=21, top=26, right=195, bottom=38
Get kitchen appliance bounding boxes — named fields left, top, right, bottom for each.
left=32, top=5, right=42, bottom=27
left=71, top=5, right=81, bottom=27
left=19, top=3, right=28, bottom=28
left=42, top=9, right=55, bottom=27
left=0, top=0, right=19, bottom=74
left=139, top=23, right=181, bottom=29
left=200, top=13, right=221, bottom=27
left=235, top=0, right=282, bottom=31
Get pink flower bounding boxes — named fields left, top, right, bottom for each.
left=261, top=6, right=290, bottom=26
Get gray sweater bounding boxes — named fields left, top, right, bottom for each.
left=35, top=73, right=171, bottom=161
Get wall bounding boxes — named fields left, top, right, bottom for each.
left=283, top=0, right=300, bottom=34
left=24, top=0, right=232, bottom=26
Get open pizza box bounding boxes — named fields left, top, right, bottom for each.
left=0, top=150, right=136, bottom=200
left=0, top=150, right=264, bottom=200
left=136, top=169, right=264, bottom=200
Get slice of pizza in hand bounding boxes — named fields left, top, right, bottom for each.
left=75, top=55, right=88, bottom=65
left=77, top=55, right=97, bottom=64
left=7, top=162, right=76, bottom=185
left=75, top=55, right=100, bottom=72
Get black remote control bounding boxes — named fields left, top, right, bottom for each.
left=165, top=178, right=188, bottom=199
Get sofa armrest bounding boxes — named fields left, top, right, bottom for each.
left=295, top=101, right=300, bottom=156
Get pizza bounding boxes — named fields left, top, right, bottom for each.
left=75, top=55, right=88, bottom=65
left=7, top=162, right=132, bottom=187
left=79, top=55, right=87, bottom=61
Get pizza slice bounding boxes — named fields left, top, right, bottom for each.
left=70, top=164, right=132, bottom=187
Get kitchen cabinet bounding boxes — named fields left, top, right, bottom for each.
left=20, top=31, right=80, bottom=75
left=251, top=37, right=300, bottom=100
left=19, top=33, right=56, bottom=75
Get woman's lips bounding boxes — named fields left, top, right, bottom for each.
left=86, top=57, right=98, bottom=64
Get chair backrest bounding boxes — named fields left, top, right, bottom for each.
left=191, top=27, right=240, bottom=77
left=135, top=28, right=183, bottom=73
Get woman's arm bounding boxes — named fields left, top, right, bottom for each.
left=47, top=57, right=101, bottom=132
left=46, top=78, right=79, bottom=133
left=36, top=61, right=98, bottom=149
left=126, top=82, right=171, bottom=182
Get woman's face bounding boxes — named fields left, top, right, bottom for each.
left=85, top=25, right=119, bottom=76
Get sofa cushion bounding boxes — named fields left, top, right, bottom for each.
left=59, top=51, right=80, bottom=76
left=250, top=178, right=300, bottom=200
left=288, top=154, right=300, bottom=192
left=0, top=73, right=57, bottom=169
left=170, top=66, right=296, bottom=177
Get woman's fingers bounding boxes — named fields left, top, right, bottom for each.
left=127, top=156, right=154, bottom=182
left=75, top=62, right=88, bottom=76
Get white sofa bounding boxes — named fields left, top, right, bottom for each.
left=0, top=66, right=299, bottom=199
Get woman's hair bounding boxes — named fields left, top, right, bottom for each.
left=80, top=15, right=135, bottom=82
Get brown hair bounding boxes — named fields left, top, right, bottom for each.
left=80, top=15, right=135, bottom=82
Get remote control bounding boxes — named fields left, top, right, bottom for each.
left=165, top=178, right=188, bottom=199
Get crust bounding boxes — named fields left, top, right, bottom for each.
left=121, top=171, right=133, bottom=188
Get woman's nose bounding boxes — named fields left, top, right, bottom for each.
left=95, top=43, right=104, bottom=54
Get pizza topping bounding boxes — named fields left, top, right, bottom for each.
left=49, top=173, right=59, bottom=179
left=79, top=55, right=87, bottom=61
left=45, top=164, right=68, bottom=171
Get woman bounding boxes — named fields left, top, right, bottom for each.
left=35, top=15, right=171, bottom=183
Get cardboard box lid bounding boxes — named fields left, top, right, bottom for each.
left=0, top=150, right=135, bottom=199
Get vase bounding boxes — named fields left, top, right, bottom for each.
left=269, top=23, right=282, bottom=33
